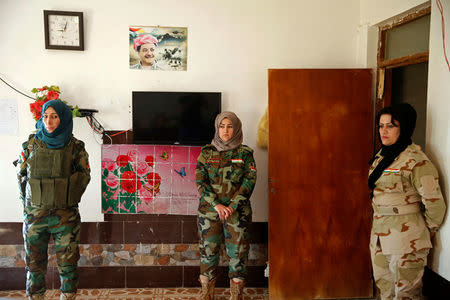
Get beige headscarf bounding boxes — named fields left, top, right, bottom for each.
left=211, top=111, right=243, bottom=151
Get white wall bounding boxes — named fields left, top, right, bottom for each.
left=0, top=0, right=361, bottom=222
left=360, top=0, right=429, bottom=25
left=359, top=0, right=450, bottom=281
left=427, top=0, right=450, bottom=280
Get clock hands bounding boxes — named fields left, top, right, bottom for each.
left=57, top=21, right=67, bottom=32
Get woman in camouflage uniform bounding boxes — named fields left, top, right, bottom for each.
left=196, top=111, right=257, bottom=300
left=16, top=100, right=91, bottom=300
left=368, top=103, right=446, bottom=300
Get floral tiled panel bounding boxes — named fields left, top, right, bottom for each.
left=102, top=145, right=201, bottom=215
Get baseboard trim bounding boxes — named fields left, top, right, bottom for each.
left=0, top=266, right=267, bottom=290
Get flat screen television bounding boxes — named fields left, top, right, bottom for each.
left=132, top=91, right=221, bottom=145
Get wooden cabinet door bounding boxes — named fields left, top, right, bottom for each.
left=268, top=69, right=373, bottom=300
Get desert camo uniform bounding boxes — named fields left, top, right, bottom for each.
left=369, top=143, right=445, bottom=300
left=196, top=144, right=257, bottom=280
left=16, top=134, right=91, bottom=297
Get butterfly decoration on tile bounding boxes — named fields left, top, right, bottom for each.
left=160, top=151, right=169, bottom=160
left=174, top=167, right=186, bottom=177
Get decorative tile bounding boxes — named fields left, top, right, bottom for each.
left=136, top=197, right=154, bottom=214
left=101, top=145, right=120, bottom=160
left=119, top=193, right=136, bottom=214
left=189, top=147, right=202, bottom=164
left=172, top=146, right=189, bottom=163
left=137, top=145, right=155, bottom=162
left=102, top=145, right=202, bottom=216
left=155, top=145, right=172, bottom=163
left=0, top=243, right=267, bottom=268
left=170, top=198, right=188, bottom=215
left=0, top=223, right=23, bottom=245
left=186, top=199, right=198, bottom=216
left=153, top=197, right=170, bottom=214
left=153, top=163, right=172, bottom=198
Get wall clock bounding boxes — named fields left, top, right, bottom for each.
left=44, top=10, right=84, bottom=51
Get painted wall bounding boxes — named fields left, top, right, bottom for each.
left=427, top=0, right=450, bottom=280
left=359, top=0, right=450, bottom=281
left=360, top=0, right=429, bottom=25
left=0, top=0, right=361, bottom=223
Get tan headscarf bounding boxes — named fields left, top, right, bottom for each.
left=211, top=111, right=243, bottom=151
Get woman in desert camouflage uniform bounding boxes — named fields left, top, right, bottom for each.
left=368, top=103, right=446, bottom=300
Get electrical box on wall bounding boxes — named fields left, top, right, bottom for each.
left=78, top=108, right=98, bottom=117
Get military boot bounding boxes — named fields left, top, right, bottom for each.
left=229, top=278, right=245, bottom=300
left=60, top=293, right=77, bottom=300
left=198, top=275, right=216, bottom=300
left=28, top=294, right=45, bottom=300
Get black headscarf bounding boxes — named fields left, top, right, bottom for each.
left=368, top=103, right=417, bottom=191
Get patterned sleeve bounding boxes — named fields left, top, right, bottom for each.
left=195, top=150, right=219, bottom=207
left=230, top=150, right=257, bottom=210
left=72, top=139, right=91, bottom=193
left=411, top=159, right=446, bottom=232
left=16, top=141, right=30, bottom=204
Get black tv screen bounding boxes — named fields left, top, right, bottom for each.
left=132, top=91, right=221, bottom=145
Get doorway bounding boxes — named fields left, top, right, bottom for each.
left=376, top=5, right=430, bottom=151
left=391, top=62, right=428, bottom=149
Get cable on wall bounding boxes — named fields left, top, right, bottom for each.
left=0, top=75, right=35, bottom=100
left=436, top=0, right=450, bottom=71
left=1, top=73, right=110, bottom=140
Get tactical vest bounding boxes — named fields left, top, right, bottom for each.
left=25, top=137, right=82, bottom=209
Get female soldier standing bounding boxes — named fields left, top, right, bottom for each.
left=368, top=103, right=446, bottom=300
left=196, top=111, right=257, bottom=300
left=16, top=100, right=91, bottom=300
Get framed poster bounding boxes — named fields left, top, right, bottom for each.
left=129, top=26, right=187, bottom=71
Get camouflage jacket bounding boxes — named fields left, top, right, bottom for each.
left=369, top=143, right=446, bottom=254
left=16, top=134, right=91, bottom=207
left=195, top=144, right=257, bottom=213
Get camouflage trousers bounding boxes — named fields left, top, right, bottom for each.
left=197, top=204, right=251, bottom=280
left=370, top=239, right=429, bottom=300
left=23, top=206, right=81, bottom=296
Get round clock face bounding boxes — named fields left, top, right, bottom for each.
left=48, top=15, right=80, bottom=46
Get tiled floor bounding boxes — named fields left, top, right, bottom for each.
left=0, top=288, right=268, bottom=299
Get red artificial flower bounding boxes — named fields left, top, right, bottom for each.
left=129, top=27, right=141, bottom=32
left=46, top=90, right=59, bottom=100
left=145, top=155, right=155, bottom=167
left=146, top=172, right=161, bottom=186
left=29, top=99, right=51, bottom=121
left=120, top=171, right=141, bottom=194
left=30, top=85, right=77, bottom=121
left=116, top=155, right=130, bottom=167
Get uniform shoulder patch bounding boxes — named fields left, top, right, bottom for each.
left=72, top=137, right=85, bottom=148
left=201, top=144, right=215, bottom=151
left=240, top=145, right=254, bottom=153
left=22, top=134, right=35, bottom=148
left=25, top=134, right=36, bottom=151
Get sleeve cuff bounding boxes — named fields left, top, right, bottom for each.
left=230, top=202, right=239, bottom=210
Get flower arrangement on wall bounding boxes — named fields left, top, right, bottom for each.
left=102, top=148, right=162, bottom=213
left=30, top=85, right=80, bottom=121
